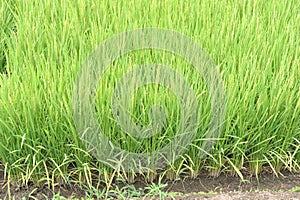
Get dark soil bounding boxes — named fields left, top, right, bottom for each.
left=162, top=170, right=300, bottom=199
left=1, top=168, right=300, bottom=200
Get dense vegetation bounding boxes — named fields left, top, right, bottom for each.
left=0, top=0, right=299, bottom=190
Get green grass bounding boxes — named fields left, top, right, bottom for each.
left=0, top=0, right=299, bottom=192
left=289, top=186, right=300, bottom=192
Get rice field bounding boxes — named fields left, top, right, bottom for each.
left=0, top=0, right=299, bottom=194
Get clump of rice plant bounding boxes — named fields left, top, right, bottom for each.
left=0, top=0, right=299, bottom=189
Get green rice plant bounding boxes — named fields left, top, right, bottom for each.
left=0, top=0, right=16, bottom=75
left=0, top=0, right=299, bottom=190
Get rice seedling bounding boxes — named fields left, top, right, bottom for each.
left=0, top=0, right=299, bottom=192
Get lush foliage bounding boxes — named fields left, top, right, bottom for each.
left=0, top=0, right=299, bottom=188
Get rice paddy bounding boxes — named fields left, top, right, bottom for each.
left=0, top=0, right=299, bottom=197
